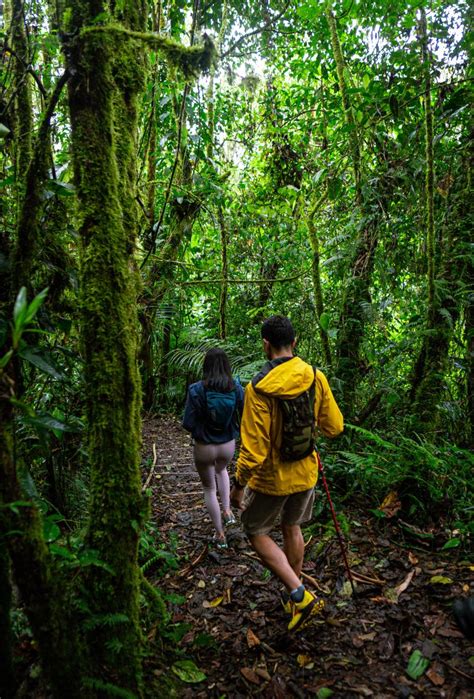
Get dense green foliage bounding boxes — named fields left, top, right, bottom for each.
left=0, top=0, right=472, bottom=695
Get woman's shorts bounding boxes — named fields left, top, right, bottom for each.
left=241, top=487, right=315, bottom=537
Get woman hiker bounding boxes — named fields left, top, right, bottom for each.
left=182, top=348, right=244, bottom=549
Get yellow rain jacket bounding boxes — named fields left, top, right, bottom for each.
left=236, top=357, right=343, bottom=495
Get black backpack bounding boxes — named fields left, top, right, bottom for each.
left=253, top=359, right=317, bottom=462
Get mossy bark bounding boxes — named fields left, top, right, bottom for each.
left=13, top=71, right=70, bottom=292
left=218, top=207, right=228, bottom=340
left=10, top=0, right=32, bottom=195
left=0, top=364, right=83, bottom=697
left=0, top=543, right=15, bottom=697
left=64, top=3, right=146, bottom=692
left=307, top=208, right=332, bottom=369
left=326, top=6, right=377, bottom=415
left=408, top=10, right=458, bottom=435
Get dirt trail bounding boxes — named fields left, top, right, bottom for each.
left=142, top=416, right=473, bottom=698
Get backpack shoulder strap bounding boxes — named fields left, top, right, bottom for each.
left=252, top=356, right=293, bottom=390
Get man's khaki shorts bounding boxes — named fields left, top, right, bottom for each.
left=240, top=487, right=315, bottom=537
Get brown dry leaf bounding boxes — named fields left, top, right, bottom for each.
left=297, top=654, right=314, bottom=669
left=394, top=569, right=416, bottom=598
left=351, top=686, right=373, bottom=697
left=202, top=596, right=223, bottom=608
left=352, top=635, right=365, bottom=649
left=255, top=667, right=271, bottom=681
left=385, top=569, right=416, bottom=604
left=326, top=617, right=347, bottom=627
left=408, top=552, right=419, bottom=565
left=426, top=667, right=445, bottom=686
left=379, top=491, right=401, bottom=517
left=246, top=628, right=261, bottom=648
left=240, top=667, right=261, bottom=685
left=359, top=632, right=377, bottom=641
left=436, top=625, right=464, bottom=639
left=223, top=587, right=232, bottom=605
left=463, top=584, right=470, bottom=593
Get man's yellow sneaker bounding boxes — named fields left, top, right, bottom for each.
left=287, top=590, right=324, bottom=632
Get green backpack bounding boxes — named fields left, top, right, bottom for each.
left=253, top=359, right=317, bottom=462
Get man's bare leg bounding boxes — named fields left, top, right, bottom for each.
left=281, top=523, right=305, bottom=578
left=249, top=533, right=301, bottom=591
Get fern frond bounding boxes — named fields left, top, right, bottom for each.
left=346, top=424, right=398, bottom=451
left=83, top=613, right=130, bottom=631
left=82, top=677, right=137, bottom=699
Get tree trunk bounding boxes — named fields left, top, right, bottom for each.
left=64, top=3, right=146, bottom=692
left=408, top=9, right=455, bottom=434
left=10, top=0, right=32, bottom=198
left=326, top=6, right=378, bottom=415
left=218, top=207, right=228, bottom=340
left=307, top=206, right=332, bottom=369
left=0, top=543, right=15, bottom=697
left=0, top=363, right=83, bottom=696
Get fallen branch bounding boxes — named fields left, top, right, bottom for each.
left=301, top=570, right=331, bottom=594
left=350, top=570, right=385, bottom=586
left=142, top=442, right=157, bottom=492
left=176, top=545, right=208, bottom=578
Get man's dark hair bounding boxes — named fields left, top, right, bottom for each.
left=261, top=315, right=295, bottom=349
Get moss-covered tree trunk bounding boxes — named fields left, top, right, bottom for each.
left=63, top=2, right=146, bottom=692
left=0, top=542, right=15, bottom=697
left=307, top=205, right=332, bottom=368
left=0, top=362, right=83, bottom=696
left=10, top=0, right=32, bottom=195
left=467, top=289, right=474, bottom=447
left=326, top=6, right=378, bottom=415
left=218, top=207, right=229, bottom=340
left=408, top=9, right=459, bottom=434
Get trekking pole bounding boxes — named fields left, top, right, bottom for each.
left=316, top=451, right=356, bottom=596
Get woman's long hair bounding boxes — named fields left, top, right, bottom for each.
left=202, top=348, right=234, bottom=392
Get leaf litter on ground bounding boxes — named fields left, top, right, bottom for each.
left=142, top=416, right=474, bottom=697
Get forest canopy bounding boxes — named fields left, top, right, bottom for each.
left=0, top=0, right=472, bottom=696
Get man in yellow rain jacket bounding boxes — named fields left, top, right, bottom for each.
left=230, top=315, right=343, bottom=632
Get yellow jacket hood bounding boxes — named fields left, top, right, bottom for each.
left=252, top=356, right=315, bottom=399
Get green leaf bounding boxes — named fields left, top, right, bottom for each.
left=297, top=0, right=321, bottom=23
left=0, top=123, right=10, bottom=138
left=13, top=287, right=27, bottom=325
left=327, top=177, right=342, bottom=201
left=22, top=413, right=81, bottom=434
left=0, top=349, right=13, bottom=369
left=43, top=518, right=61, bottom=543
left=76, top=549, right=114, bottom=573
left=0, top=174, right=15, bottom=189
left=319, top=312, right=330, bottom=332
left=49, top=544, right=76, bottom=560
left=24, top=287, right=48, bottom=325
left=406, top=650, right=430, bottom=680
left=172, top=660, right=206, bottom=684
left=441, top=538, right=461, bottom=550
left=429, top=575, right=453, bottom=585
left=362, top=74, right=371, bottom=90
left=18, top=347, right=65, bottom=380
left=46, top=180, right=75, bottom=197
left=317, top=689, right=334, bottom=699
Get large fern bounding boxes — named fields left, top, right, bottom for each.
left=166, top=337, right=260, bottom=382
